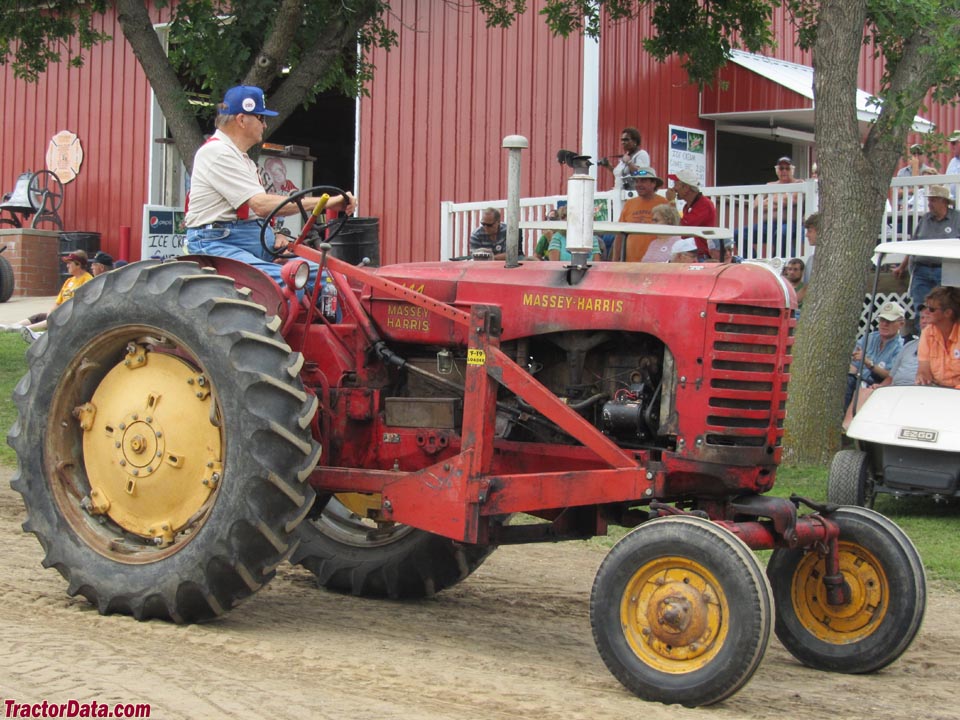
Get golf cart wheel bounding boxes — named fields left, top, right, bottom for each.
left=0, top=253, right=14, bottom=302
left=590, top=516, right=773, bottom=707
left=9, top=261, right=320, bottom=622
left=766, top=507, right=925, bottom=673
left=828, top=449, right=875, bottom=508
left=291, top=494, right=498, bottom=598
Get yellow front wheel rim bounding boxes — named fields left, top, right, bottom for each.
left=621, top=557, right=729, bottom=673
left=792, top=541, right=888, bottom=643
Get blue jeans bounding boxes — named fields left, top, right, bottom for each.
left=186, top=220, right=321, bottom=294
left=909, top=262, right=941, bottom=318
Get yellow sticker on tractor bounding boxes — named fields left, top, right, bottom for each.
left=467, top=349, right=486, bottom=366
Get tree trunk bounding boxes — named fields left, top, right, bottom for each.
left=783, top=0, right=937, bottom=465
left=114, top=0, right=205, bottom=174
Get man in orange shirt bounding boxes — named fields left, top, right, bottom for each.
left=612, top=167, right=668, bottom=262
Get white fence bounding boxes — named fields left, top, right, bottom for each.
left=439, top=174, right=960, bottom=262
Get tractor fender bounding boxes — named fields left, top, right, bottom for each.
left=179, top=254, right=290, bottom=322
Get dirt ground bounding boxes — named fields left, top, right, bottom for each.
left=0, top=469, right=957, bottom=720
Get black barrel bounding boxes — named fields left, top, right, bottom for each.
left=329, top=217, right=379, bottom=267
left=59, top=231, right=101, bottom=284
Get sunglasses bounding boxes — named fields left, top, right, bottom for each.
left=246, top=114, right=267, bottom=124
left=919, top=304, right=941, bottom=312
left=480, top=221, right=496, bottom=227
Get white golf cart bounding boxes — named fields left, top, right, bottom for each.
left=828, top=239, right=960, bottom=507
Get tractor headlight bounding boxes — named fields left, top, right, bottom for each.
left=281, top=260, right=310, bottom=290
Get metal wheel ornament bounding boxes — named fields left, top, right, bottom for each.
left=28, top=170, right=64, bottom=212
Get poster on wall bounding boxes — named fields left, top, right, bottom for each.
left=141, top=206, right=186, bottom=261
left=667, top=125, right=707, bottom=189
left=258, top=155, right=307, bottom=237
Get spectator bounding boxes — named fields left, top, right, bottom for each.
left=897, top=143, right=933, bottom=179
left=810, top=162, right=819, bottom=180
left=546, top=222, right=602, bottom=262
left=893, top=184, right=960, bottom=328
left=783, top=258, right=806, bottom=305
left=947, top=130, right=960, bottom=177
left=916, top=286, right=960, bottom=388
left=801, top=212, right=820, bottom=286
left=90, top=251, right=114, bottom=276
left=737, top=156, right=804, bottom=257
left=641, top=204, right=683, bottom=262
left=843, top=303, right=933, bottom=429
left=612, top=167, right=669, bottom=262
left=1, top=250, right=94, bottom=342
left=533, top=208, right=559, bottom=260
left=114, top=259, right=129, bottom=268
left=905, top=166, right=940, bottom=214
left=469, top=207, right=508, bottom=260
left=183, top=85, right=355, bottom=293
left=666, top=169, right=719, bottom=260
left=669, top=237, right=700, bottom=263
left=844, top=301, right=905, bottom=408
left=598, top=127, right=651, bottom=194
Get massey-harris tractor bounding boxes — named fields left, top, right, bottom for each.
left=10, top=171, right=925, bottom=706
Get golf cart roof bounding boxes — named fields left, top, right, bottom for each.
left=874, top=239, right=960, bottom=261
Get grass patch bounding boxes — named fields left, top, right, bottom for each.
left=0, top=333, right=28, bottom=468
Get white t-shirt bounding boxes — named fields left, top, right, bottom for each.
left=613, top=149, right=652, bottom=192
left=184, top=130, right=265, bottom=228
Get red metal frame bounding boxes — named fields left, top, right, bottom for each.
left=281, top=245, right=839, bottom=562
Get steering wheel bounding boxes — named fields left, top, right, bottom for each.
left=259, top=185, right=352, bottom=258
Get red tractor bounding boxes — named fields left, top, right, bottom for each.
left=10, top=186, right=925, bottom=707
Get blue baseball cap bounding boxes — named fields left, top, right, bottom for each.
left=219, top=86, right=279, bottom=117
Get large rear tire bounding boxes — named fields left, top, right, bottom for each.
left=291, top=495, right=497, bottom=598
left=9, top=261, right=320, bottom=622
left=767, top=506, right=925, bottom=673
left=590, top=515, right=773, bottom=707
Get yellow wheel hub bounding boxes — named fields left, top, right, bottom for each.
left=80, top=347, right=222, bottom=545
left=621, top=557, right=728, bottom=673
left=792, top=541, right=888, bottom=642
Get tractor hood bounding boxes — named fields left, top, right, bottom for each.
left=361, top=260, right=792, bottom=346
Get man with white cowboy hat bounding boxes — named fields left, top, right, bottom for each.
left=667, top=168, right=722, bottom=260
left=894, top=183, right=960, bottom=328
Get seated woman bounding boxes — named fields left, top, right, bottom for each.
left=916, top=286, right=960, bottom=388
left=641, top=204, right=683, bottom=262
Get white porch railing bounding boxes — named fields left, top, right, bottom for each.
left=439, top=174, right=960, bottom=262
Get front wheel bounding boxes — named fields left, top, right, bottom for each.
left=767, top=506, right=925, bottom=673
left=590, top=515, right=773, bottom=707
left=9, top=261, right=321, bottom=622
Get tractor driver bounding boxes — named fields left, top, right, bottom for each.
left=184, top=85, right=355, bottom=290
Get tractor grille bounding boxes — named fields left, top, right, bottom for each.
left=705, top=303, right=792, bottom=448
